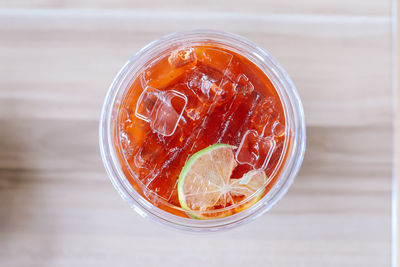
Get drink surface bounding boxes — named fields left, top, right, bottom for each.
left=114, top=44, right=286, bottom=218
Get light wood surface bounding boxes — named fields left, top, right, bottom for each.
left=396, top=1, right=399, bottom=266
left=0, top=1, right=393, bottom=267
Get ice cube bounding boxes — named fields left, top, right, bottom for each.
left=236, top=74, right=254, bottom=95
left=169, top=81, right=207, bottom=123
left=141, top=53, right=191, bottom=89
left=183, top=69, right=230, bottom=123
left=132, top=147, right=151, bottom=170
left=151, top=93, right=185, bottom=136
left=271, top=120, right=285, bottom=137
left=135, top=86, right=161, bottom=122
left=250, top=96, right=277, bottom=134
left=186, top=69, right=218, bottom=100
left=168, top=48, right=197, bottom=68
left=186, top=108, right=201, bottom=120
left=215, top=92, right=261, bottom=144
left=135, top=86, right=187, bottom=136
left=235, top=130, right=276, bottom=170
left=194, top=47, right=233, bottom=74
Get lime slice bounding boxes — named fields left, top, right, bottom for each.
left=178, top=144, right=267, bottom=219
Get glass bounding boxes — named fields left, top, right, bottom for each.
left=99, top=30, right=306, bottom=232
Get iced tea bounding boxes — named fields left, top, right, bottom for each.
left=114, top=44, right=287, bottom=218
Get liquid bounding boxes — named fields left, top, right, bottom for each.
left=114, top=45, right=286, bottom=218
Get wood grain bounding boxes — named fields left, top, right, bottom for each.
left=396, top=1, right=399, bottom=266
left=0, top=2, right=393, bottom=267
left=0, top=0, right=392, bottom=16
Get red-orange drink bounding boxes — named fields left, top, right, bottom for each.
left=100, top=31, right=305, bottom=230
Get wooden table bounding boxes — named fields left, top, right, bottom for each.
left=0, top=1, right=393, bottom=266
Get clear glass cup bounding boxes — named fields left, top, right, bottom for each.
left=99, top=30, right=306, bottom=232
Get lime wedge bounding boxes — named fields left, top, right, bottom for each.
left=178, top=144, right=266, bottom=219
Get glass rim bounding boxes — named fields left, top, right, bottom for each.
left=99, top=29, right=306, bottom=232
